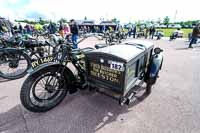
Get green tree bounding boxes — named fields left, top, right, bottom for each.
left=58, top=18, right=68, bottom=23
left=157, top=18, right=161, bottom=24
left=111, top=18, right=118, bottom=24
left=39, top=17, right=42, bottom=22
left=136, top=20, right=141, bottom=27
left=163, top=16, right=170, bottom=26
left=84, top=16, right=87, bottom=20
left=39, top=17, right=46, bottom=25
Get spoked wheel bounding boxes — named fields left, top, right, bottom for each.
left=0, top=52, right=30, bottom=80
left=20, top=67, right=68, bottom=112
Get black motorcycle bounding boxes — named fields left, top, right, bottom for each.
left=0, top=36, right=59, bottom=80
left=20, top=43, right=94, bottom=112
left=0, top=47, right=31, bottom=80
left=20, top=40, right=164, bottom=113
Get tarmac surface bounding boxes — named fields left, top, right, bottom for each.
left=0, top=37, right=200, bottom=133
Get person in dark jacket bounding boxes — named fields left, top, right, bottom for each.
left=18, top=23, right=23, bottom=34
left=150, top=26, right=156, bottom=39
left=0, top=24, right=3, bottom=34
left=189, top=23, right=200, bottom=48
left=48, top=22, right=57, bottom=34
left=25, top=24, right=32, bottom=35
left=70, top=19, right=79, bottom=49
left=59, top=21, right=64, bottom=38
left=132, top=26, right=137, bottom=38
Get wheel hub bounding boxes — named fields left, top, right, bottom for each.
left=45, top=84, right=55, bottom=93
left=9, top=60, right=19, bottom=68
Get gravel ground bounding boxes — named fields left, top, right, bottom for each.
left=0, top=37, right=200, bottom=133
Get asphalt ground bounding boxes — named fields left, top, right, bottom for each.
left=0, top=37, right=200, bottom=133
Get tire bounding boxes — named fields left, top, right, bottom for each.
left=0, top=51, right=31, bottom=80
left=160, top=59, right=163, bottom=70
left=124, top=34, right=127, bottom=39
left=105, top=37, right=108, bottom=44
left=20, top=67, right=68, bottom=112
left=145, top=70, right=159, bottom=95
left=146, top=83, right=152, bottom=95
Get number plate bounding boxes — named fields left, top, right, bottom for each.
left=110, top=61, right=124, bottom=71
left=31, top=56, right=54, bottom=69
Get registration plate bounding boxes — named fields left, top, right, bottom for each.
left=31, top=56, right=54, bottom=69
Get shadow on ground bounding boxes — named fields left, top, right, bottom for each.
left=0, top=77, right=10, bottom=83
left=0, top=86, right=149, bottom=133
left=175, top=47, right=190, bottom=50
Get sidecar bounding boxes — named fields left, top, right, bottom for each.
left=85, top=40, right=163, bottom=105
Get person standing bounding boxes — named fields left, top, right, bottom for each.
left=132, top=25, right=137, bottom=38
left=151, top=26, right=156, bottom=39
left=188, top=23, right=200, bottom=48
left=0, top=23, right=8, bottom=35
left=70, top=19, right=79, bottom=49
left=0, top=23, right=4, bottom=34
left=13, top=25, right=18, bottom=35
left=19, top=23, right=23, bottom=34
left=64, top=23, right=71, bottom=41
left=48, top=22, right=57, bottom=34
left=149, top=26, right=152, bottom=39
left=59, top=21, right=64, bottom=38
left=128, top=26, right=132, bottom=37
left=144, top=26, right=149, bottom=39
left=25, top=24, right=32, bottom=35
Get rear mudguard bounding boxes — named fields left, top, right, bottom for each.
left=149, top=53, right=163, bottom=78
left=28, top=62, right=76, bottom=88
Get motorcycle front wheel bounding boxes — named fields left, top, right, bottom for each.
left=20, top=67, right=68, bottom=112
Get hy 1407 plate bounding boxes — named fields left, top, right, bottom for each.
left=31, top=56, right=54, bottom=69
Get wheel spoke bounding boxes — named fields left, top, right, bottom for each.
left=41, top=78, right=46, bottom=86
left=46, top=75, right=52, bottom=85
left=37, top=82, right=46, bottom=89
left=51, top=76, right=57, bottom=87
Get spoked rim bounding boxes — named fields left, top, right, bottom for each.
left=30, top=72, right=66, bottom=107
left=0, top=53, right=28, bottom=77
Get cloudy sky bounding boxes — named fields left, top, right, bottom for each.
left=0, top=0, right=199, bottom=23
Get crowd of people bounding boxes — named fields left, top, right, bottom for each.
left=126, top=25, right=158, bottom=39
left=0, top=19, right=80, bottom=49
left=1, top=17, right=200, bottom=49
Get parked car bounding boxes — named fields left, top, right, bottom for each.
left=168, top=24, right=182, bottom=29
left=159, top=24, right=167, bottom=28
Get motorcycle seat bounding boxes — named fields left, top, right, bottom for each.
left=94, top=43, right=107, bottom=49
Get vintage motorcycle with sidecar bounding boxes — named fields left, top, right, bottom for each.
left=20, top=40, right=163, bottom=112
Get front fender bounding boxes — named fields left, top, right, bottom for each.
left=27, top=62, right=76, bottom=82
left=27, top=62, right=57, bottom=74
left=149, top=54, right=163, bottom=78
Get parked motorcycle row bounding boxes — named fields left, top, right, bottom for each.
left=0, top=28, right=126, bottom=80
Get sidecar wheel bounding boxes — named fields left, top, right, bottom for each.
left=146, top=83, right=152, bottom=95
